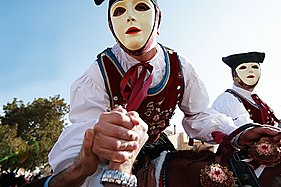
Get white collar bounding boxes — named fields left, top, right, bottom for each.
left=111, top=43, right=162, bottom=70
left=111, top=43, right=165, bottom=88
left=232, top=84, right=258, bottom=102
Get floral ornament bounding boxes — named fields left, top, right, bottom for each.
left=249, top=140, right=281, bottom=167
left=200, top=163, right=237, bottom=187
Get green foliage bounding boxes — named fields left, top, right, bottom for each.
left=0, top=95, right=69, bottom=171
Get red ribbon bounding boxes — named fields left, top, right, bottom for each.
left=120, top=62, right=153, bottom=111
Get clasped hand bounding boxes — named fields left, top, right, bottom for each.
left=77, top=106, right=148, bottom=176
left=238, top=124, right=281, bottom=149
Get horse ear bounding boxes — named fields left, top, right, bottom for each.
left=93, top=0, right=105, bottom=6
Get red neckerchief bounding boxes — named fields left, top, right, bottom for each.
left=120, top=62, right=153, bottom=111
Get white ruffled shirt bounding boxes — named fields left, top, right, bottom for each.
left=48, top=44, right=237, bottom=186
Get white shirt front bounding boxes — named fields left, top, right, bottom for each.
left=49, top=44, right=236, bottom=186
left=211, top=84, right=255, bottom=127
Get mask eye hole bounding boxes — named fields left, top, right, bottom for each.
left=238, top=65, right=247, bottom=70
left=113, top=7, right=126, bottom=17
left=252, top=64, right=259, bottom=69
left=135, top=3, right=150, bottom=11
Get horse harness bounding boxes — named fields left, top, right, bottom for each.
left=216, top=124, right=264, bottom=187
left=161, top=124, right=265, bottom=187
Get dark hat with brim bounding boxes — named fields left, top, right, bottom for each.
left=93, top=0, right=117, bottom=7
left=93, top=0, right=158, bottom=7
left=222, top=52, right=265, bottom=70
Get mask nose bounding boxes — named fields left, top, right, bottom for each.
left=126, top=8, right=136, bottom=22
left=127, top=17, right=136, bottom=22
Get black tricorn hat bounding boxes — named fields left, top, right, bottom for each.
left=93, top=0, right=113, bottom=6
left=93, top=0, right=103, bottom=5
left=93, top=0, right=158, bottom=7
left=222, top=52, right=265, bottom=70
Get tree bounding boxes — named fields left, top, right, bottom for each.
left=0, top=95, right=69, bottom=172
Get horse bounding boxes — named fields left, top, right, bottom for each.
left=24, top=124, right=281, bottom=187
left=160, top=146, right=281, bottom=187
left=157, top=124, right=281, bottom=187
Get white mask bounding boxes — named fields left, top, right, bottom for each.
left=110, top=0, right=156, bottom=51
left=235, top=62, right=261, bottom=86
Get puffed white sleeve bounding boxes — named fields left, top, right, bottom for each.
left=48, top=62, right=110, bottom=176
left=179, top=57, right=237, bottom=142
left=211, top=92, right=253, bottom=127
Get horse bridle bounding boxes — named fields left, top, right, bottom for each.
left=215, top=123, right=262, bottom=163
left=215, top=123, right=264, bottom=187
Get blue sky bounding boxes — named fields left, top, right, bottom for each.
left=1, top=1, right=280, bottom=130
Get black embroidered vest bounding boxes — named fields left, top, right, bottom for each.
left=97, top=45, right=184, bottom=142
